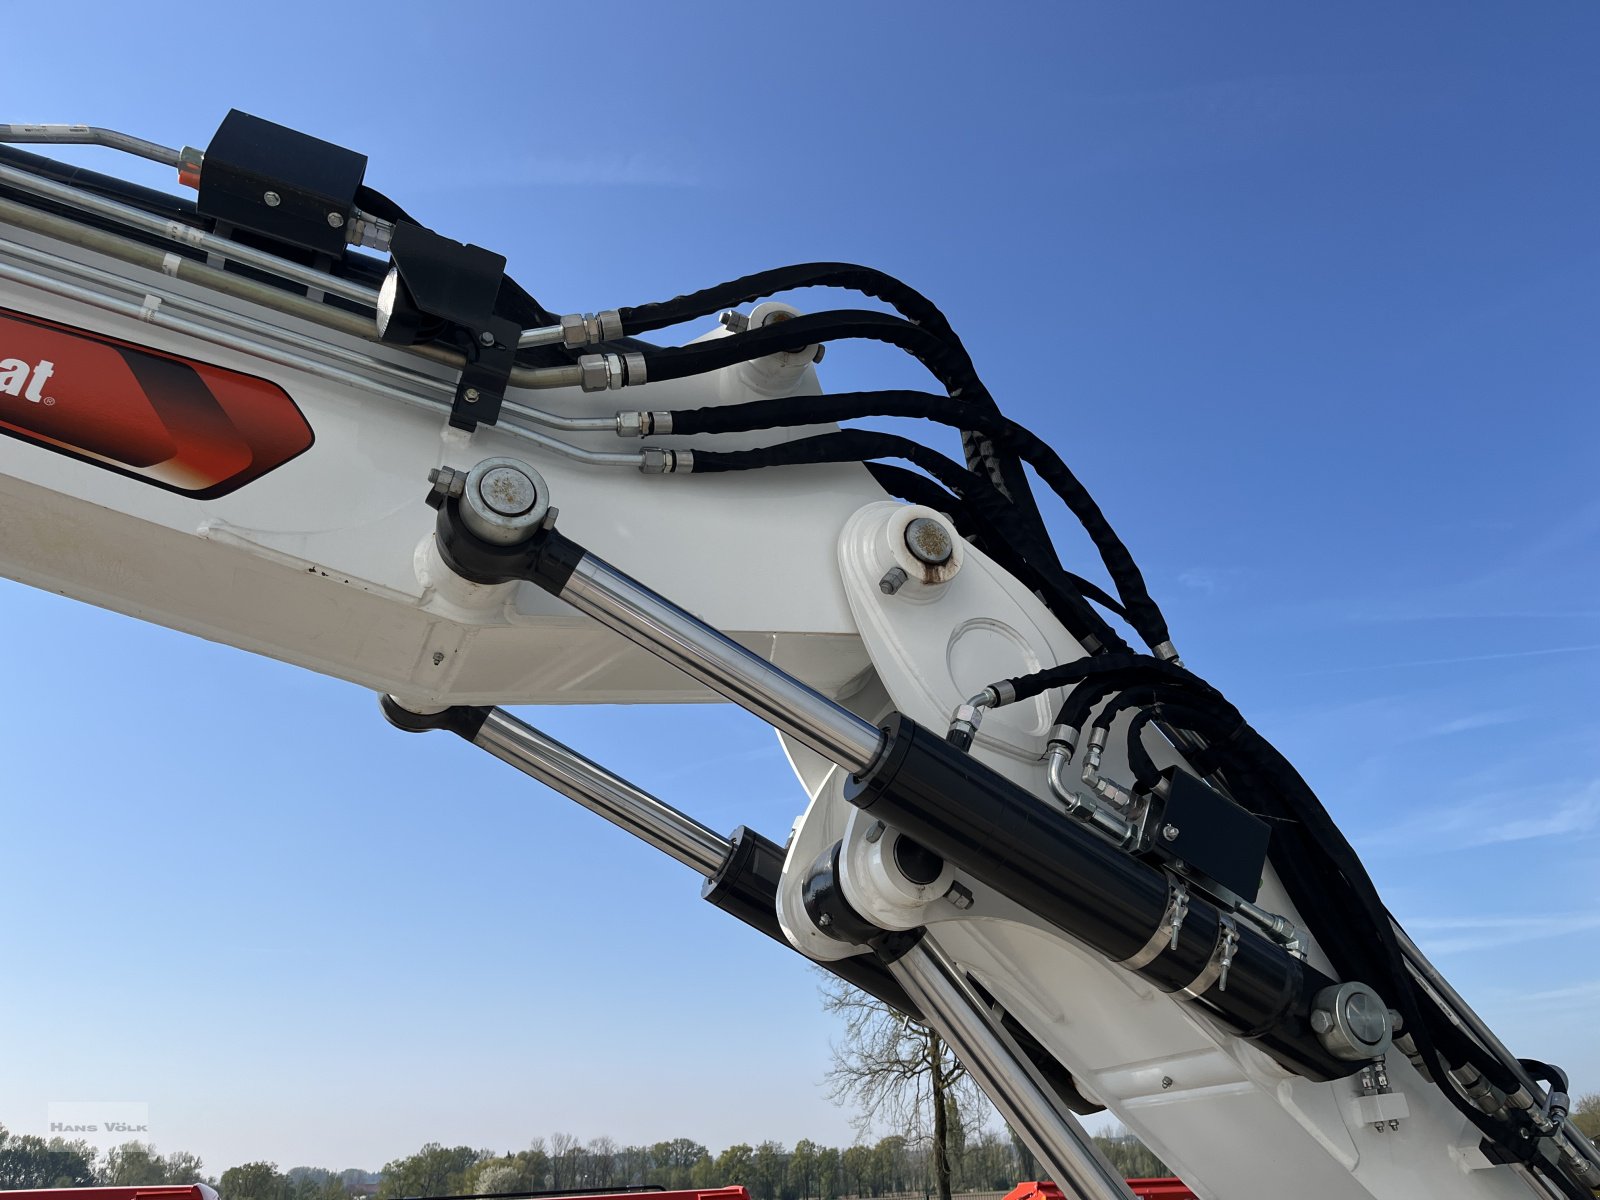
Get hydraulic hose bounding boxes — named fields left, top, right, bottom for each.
left=663, top=389, right=1173, bottom=653
left=688, top=429, right=1127, bottom=653
left=861, top=463, right=1128, bottom=619
left=612, top=263, right=1060, bottom=547
left=641, top=310, right=970, bottom=394
left=616, top=261, right=968, bottom=357
left=1123, top=702, right=1246, bottom=791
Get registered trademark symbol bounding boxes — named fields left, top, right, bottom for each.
left=42, top=395, right=55, bottom=406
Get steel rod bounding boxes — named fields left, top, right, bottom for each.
left=558, top=554, right=884, bottom=773
left=474, top=708, right=731, bottom=877
left=887, top=939, right=1137, bottom=1200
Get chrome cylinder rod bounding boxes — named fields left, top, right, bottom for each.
left=888, top=940, right=1137, bottom=1200
left=558, top=554, right=883, bottom=773
left=473, top=707, right=730, bottom=877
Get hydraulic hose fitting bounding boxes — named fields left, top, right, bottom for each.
left=578, top=351, right=646, bottom=392
left=560, top=310, right=624, bottom=349
left=946, top=685, right=1008, bottom=751
left=615, top=411, right=673, bottom=438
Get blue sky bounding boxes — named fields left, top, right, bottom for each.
left=2, top=0, right=1597, bottom=1176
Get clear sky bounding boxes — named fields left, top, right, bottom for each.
left=2, top=0, right=1597, bottom=1179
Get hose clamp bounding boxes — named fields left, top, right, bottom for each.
left=1119, top=880, right=1189, bottom=972
left=1182, top=914, right=1239, bottom=998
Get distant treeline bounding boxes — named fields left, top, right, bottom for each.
left=0, top=1124, right=1167, bottom=1198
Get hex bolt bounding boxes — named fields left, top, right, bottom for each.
left=1161, top=1076, right=1174, bottom=1090
left=879, top=566, right=909, bottom=595
left=904, top=516, right=953, bottom=566
left=463, top=387, right=480, bottom=403
left=719, top=311, right=750, bottom=333
left=477, top=330, right=496, bottom=347
left=1161, top=823, right=1181, bottom=842
left=262, top=191, right=281, bottom=207
left=326, top=211, right=345, bottom=228
left=427, top=466, right=466, bottom=499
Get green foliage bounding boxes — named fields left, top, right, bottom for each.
left=377, top=1144, right=487, bottom=1200
left=1091, top=1127, right=1169, bottom=1179
left=220, top=1161, right=290, bottom=1200
left=714, top=1142, right=754, bottom=1186
left=1573, top=1094, right=1600, bottom=1140
left=0, top=1126, right=97, bottom=1188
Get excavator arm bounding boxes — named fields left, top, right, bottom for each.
left=0, top=113, right=1594, bottom=1200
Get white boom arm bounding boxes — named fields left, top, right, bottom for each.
left=0, top=116, right=1592, bottom=1200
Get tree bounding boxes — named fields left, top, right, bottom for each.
left=814, top=1147, right=840, bottom=1200
left=102, top=1143, right=162, bottom=1186
left=714, top=1144, right=753, bottom=1189
left=823, top=980, right=978, bottom=1200
left=787, top=1140, right=817, bottom=1200
left=1574, top=1094, right=1600, bottom=1140
left=749, top=1141, right=785, bottom=1200
left=839, top=1146, right=871, bottom=1198
left=378, top=1145, right=485, bottom=1199
left=164, top=1151, right=206, bottom=1183
left=0, top=1127, right=97, bottom=1188
left=469, top=1160, right=523, bottom=1194
left=1090, top=1127, right=1168, bottom=1179
left=546, top=1133, right=581, bottom=1191
left=220, top=1162, right=289, bottom=1200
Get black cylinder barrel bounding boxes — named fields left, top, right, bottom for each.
left=844, top=713, right=1355, bottom=1081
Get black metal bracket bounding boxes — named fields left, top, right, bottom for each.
left=197, top=110, right=367, bottom=256
left=451, top=314, right=519, bottom=431
left=382, top=221, right=519, bottom=432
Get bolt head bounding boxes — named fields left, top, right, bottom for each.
left=878, top=566, right=909, bottom=595
left=1161, top=823, right=1181, bottom=842
left=327, top=211, right=345, bottom=228
left=904, top=517, right=953, bottom=566
left=464, top=387, right=480, bottom=403
left=1310, top=1010, right=1334, bottom=1034
left=262, top=190, right=281, bottom=207
left=1161, top=1076, right=1174, bottom=1090
left=477, top=466, right=537, bottom=517
left=478, top=330, right=496, bottom=347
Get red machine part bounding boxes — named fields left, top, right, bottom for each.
left=1006, top=1179, right=1196, bottom=1200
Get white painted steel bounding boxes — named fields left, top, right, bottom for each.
left=765, top=501, right=1547, bottom=1200
left=0, top=165, right=1570, bottom=1200
left=0, top=215, right=885, bottom=705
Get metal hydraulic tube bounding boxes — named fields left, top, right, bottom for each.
left=888, top=939, right=1137, bottom=1200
